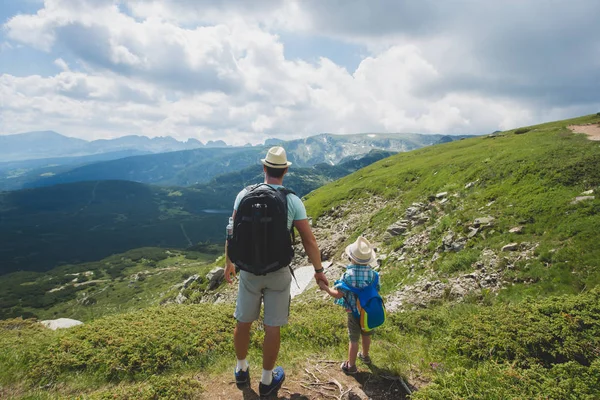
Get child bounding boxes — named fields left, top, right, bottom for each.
left=318, top=236, right=380, bottom=374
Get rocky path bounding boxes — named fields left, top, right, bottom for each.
left=196, top=359, right=410, bottom=400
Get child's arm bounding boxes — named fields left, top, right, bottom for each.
left=318, top=280, right=345, bottom=299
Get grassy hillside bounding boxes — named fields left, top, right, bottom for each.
left=0, top=246, right=221, bottom=321
left=1, top=114, right=599, bottom=399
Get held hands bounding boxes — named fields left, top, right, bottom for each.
left=314, top=271, right=329, bottom=287
left=317, top=279, right=329, bottom=291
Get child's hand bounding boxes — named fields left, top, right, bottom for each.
left=317, top=280, right=329, bottom=291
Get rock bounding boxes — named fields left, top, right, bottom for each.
left=473, top=216, right=495, bottom=228
left=183, top=274, right=200, bottom=288
left=509, top=226, right=523, bottom=234
left=467, top=228, right=479, bottom=238
left=465, top=181, right=477, bottom=189
left=206, top=267, right=225, bottom=290
left=40, top=318, right=83, bottom=330
left=581, top=189, right=594, bottom=195
left=440, top=198, right=449, bottom=204
left=571, top=196, right=595, bottom=204
left=386, top=220, right=409, bottom=236
left=175, top=293, right=187, bottom=304
left=436, top=192, right=448, bottom=199
left=502, top=243, right=519, bottom=252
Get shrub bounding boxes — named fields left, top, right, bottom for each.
left=446, top=289, right=600, bottom=367
left=84, top=375, right=202, bottom=400
left=29, top=304, right=236, bottom=383
left=514, top=128, right=531, bottom=134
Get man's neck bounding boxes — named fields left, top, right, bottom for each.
left=264, top=177, right=284, bottom=185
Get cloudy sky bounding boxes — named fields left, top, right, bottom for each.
left=1, top=0, right=599, bottom=145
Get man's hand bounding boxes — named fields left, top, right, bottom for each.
left=225, top=261, right=236, bottom=284
left=314, top=271, right=329, bottom=286
left=317, top=280, right=329, bottom=291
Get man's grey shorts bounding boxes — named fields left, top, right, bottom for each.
left=348, top=313, right=375, bottom=342
left=234, top=268, right=292, bottom=327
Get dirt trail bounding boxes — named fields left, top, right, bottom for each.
left=568, top=124, right=600, bottom=141
left=197, top=360, right=412, bottom=399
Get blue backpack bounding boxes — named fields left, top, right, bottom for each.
left=337, top=273, right=386, bottom=331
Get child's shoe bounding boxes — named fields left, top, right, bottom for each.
left=358, top=352, right=372, bottom=365
left=340, top=361, right=358, bottom=374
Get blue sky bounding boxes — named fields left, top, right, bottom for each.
left=1, top=0, right=599, bottom=144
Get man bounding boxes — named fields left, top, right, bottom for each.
left=224, top=146, right=328, bottom=397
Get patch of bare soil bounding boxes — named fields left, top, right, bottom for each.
left=568, top=124, right=600, bottom=141
left=196, top=359, right=414, bottom=399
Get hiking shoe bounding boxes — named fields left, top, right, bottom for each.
left=259, top=366, right=285, bottom=397
left=358, top=352, right=372, bottom=365
left=341, top=361, right=358, bottom=375
left=234, top=367, right=250, bottom=390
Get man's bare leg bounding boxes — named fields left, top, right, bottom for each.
left=262, top=324, right=281, bottom=370
left=234, top=321, right=252, bottom=361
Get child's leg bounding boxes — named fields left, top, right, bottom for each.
left=361, top=334, right=371, bottom=356
left=347, top=313, right=361, bottom=366
left=348, top=341, right=359, bottom=366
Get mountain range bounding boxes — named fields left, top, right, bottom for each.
left=2, top=131, right=472, bottom=190
left=0, top=130, right=229, bottom=163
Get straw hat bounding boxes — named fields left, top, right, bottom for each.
left=345, top=236, right=376, bottom=265
left=261, top=146, right=292, bottom=169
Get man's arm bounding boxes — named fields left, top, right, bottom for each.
left=224, top=211, right=236, bottom=284
left=294, top=219, right=329, bottom=286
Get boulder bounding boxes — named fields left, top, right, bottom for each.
left=473, top=216, right=495, bottom=228
left=183, top=274, right=200, bottom=289
left=206, top=267, right=225, bottom=290
left=436, top=192, right=448, bottom=199
left=502, top=243, right=519, bottom=252
left=571, top=196, right=595, bottom=204
left=40, top=318, right=83, bottom=330
left=175, top=293, right=187, bottom=304
left=509, top=226, right=523, bottom=234
left=581, top=189, right=594, bottom=195
left=386, top=220, right=409, bottom=236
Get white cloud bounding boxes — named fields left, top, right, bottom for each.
left=1, top=0, right=599, bottom=144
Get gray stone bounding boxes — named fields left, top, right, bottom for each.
left=40, top=318, right=83, bottom=330
left=581, top=189, right=594, bottom=195
left=206, top=267, right=225, bottom=290
left=571, top=196, right=595, bottom=204
left=440, top=198, right=449, bottom=204
left=436, top=192, right=448, bottom=199
left=467, top=228, right=479, bottom=238
left=473, top=216, right=495, bottom=228
left=175, top=293, right=187, bottom=304
left=386, top=221, right=409, bottom=236
left=183, top=274, right=200, bottom=289
left=509, top=226, right=523, bottom=234
left=502, top=243, right=519, bottom=252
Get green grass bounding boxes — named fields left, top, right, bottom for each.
left=0, top=248, right=220, bottom=322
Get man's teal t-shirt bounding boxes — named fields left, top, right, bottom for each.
left=233, top=184, right=307, bottom=230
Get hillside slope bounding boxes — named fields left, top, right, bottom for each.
left=1, top=115, right=599, bottom=399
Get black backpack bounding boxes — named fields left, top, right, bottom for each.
left=228, top=184, right=295, bottom=275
